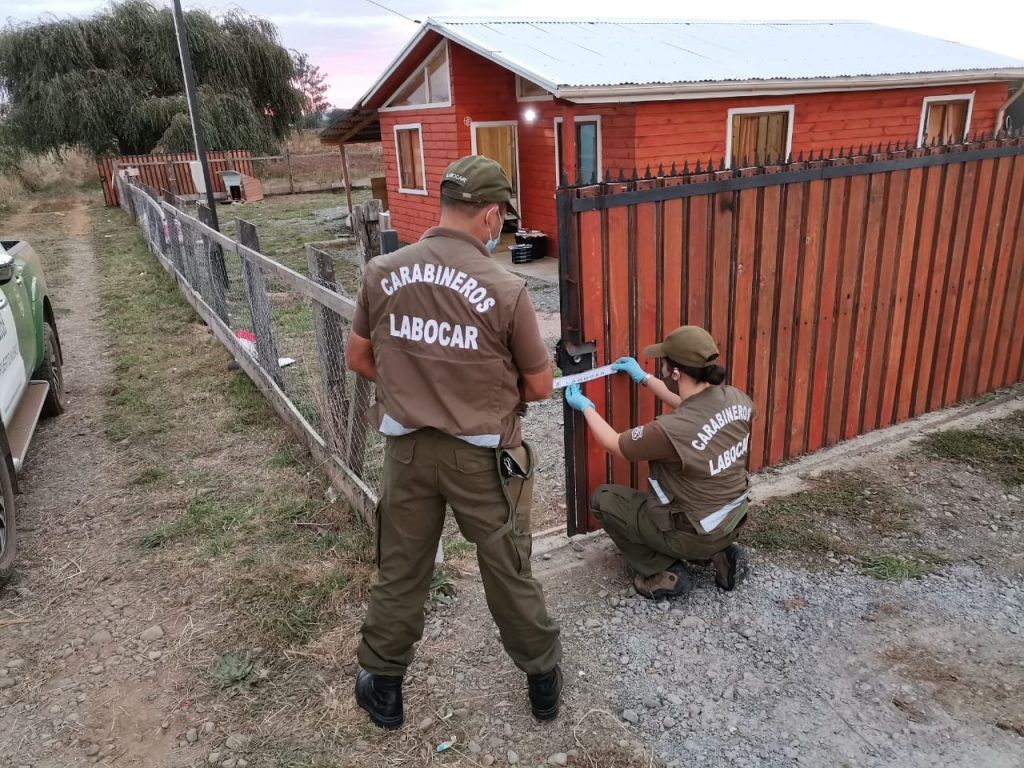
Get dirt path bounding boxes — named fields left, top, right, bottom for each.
left=0, top=207, right=192, bottom=767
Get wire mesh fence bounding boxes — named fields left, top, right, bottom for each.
left=249, top=152, right=345, bottom=196
left=114, top=173, right=383, bottom=520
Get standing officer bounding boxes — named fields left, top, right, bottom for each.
left=346, top=155, right=562, bottom=729
left=565, top=326, right=753, bottom=599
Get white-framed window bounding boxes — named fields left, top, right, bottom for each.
left=918, top=94, right=974, bottom=147
left=554, top=116, right=602, bottom=185
left=516, top=75, right=552, bottom=102
left=394, top=124, right=426, bottom=195
left=725, top=105, right=795, bottom=168
left=382, top=41, right=451, bottom=111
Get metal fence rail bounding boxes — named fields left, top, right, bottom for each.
left=114, top=173, right=383, bottom=521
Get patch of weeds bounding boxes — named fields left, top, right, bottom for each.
left=131, top=466, right=168, bottom=486
left=269, top=445, right=302, bottom=468
left=425, top=565, right=457, bottom=610
left=443, top=537, right=475, bottom=558
left=226, top=372, right=274, bottom=430
left=235, top=563, right=353, bottom=647
left=141, top=496, right=255, bottom=549
left=273, top=301, right=314, bottom=337
left=210, top=651, right=254, bottom=688
left=918, top=412, right=1024, bottom=486
left=857, top=552, right=946, bottom=580
left=747, top=472, right=914, bottom=555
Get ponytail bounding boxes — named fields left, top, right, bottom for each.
left=669, top=358, right=727, bottom=385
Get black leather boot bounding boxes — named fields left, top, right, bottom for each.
left=527, top=665, right=562, bottom=721
left=355, top=669, right=404, bottom=729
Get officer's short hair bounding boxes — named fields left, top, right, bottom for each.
left=440, top=184, right=504, bottom=216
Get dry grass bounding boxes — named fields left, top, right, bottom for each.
left=0, top=149, right=103, bottom=214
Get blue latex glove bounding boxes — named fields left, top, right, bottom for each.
left=565, top=384, right=595, bottom=412
left=612, top=356, right=647, bottom=384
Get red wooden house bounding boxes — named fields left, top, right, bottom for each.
left=322, top=18, right=1024, bottom=249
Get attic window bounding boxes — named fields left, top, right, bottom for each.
left=517, top=76, right=551, bottom=101
left=726, top=106, right=794, bottom=168
left=386, top=42, right=451, bottom=109
left=919, top=95, right=973, bottom=147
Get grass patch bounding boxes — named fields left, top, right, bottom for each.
left=269, top=445, right=303, bottom=468
left=918, top=411, right=1024, bottom=486
left=235, top=563, right=354, bottom=647
left=140, top=495, right=255, bottom=549
left=857, top=552, right=946, bottom=581
left=225, top=372, right=274, bottom=430
left=131, top=465, right=168, bottom=485
left=748, top=472, right=915, bottom=556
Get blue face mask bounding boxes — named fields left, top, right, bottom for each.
left=485, top=208, right=501, bottom=252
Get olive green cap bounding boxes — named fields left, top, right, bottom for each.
left=643, top=325, right=720, bottom=368
left=440, top=155, right=518, bottom=217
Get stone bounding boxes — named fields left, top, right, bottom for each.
left=680, top=616, right=704, bottom=629
left=0, top=678, right=15, bottom=690
left=507, top=750, right=519, bottom=765
left=469, top=741, right=482, bottom=754
left=85, top=745, right=100, bottom=757
left=548, top=753, right=569, bottom=766
left=140, top=625, right=164, bottom=643
left=483, top=757, right=495, bottom=767
left=663, top=716, right=676, bottom=729
left=148, top=651, right=162, bottom=661
left=666, top=693, right=683, bottom=706
left=418, top=717, right=434, bottom=730
left=186, top=728, right=199, bottom=744
left=224, top=733, right=251, bottom=751
left=622, top=709, right=639, bottom=724
left=89, top=630, right=113, bottom=645
left=207, top=753, right=221, bottom=765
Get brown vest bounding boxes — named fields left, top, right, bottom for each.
left=362, top=227, right=528, bottom=447
left=648, top=385, right=754, bottom=534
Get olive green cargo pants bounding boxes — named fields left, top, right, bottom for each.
left=358, top=429, right=562, bottom=677
left=590, top=484, right=745, bottom=576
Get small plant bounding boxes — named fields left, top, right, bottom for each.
left=424, top=566, right=457, bottom=609
left=857, top=553, right=945, bottom=581
left=211, top=651, right=254, bottom=688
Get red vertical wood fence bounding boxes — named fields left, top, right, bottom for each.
left=557, top=136, right=1024, bottom=534
left=97, top=150, right=254, bottom=206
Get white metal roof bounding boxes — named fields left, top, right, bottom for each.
left=432, top=18, right=1024, bottom=88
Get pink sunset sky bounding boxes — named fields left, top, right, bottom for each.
left=4, top=1, right=1023, bottom=108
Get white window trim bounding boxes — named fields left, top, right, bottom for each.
left=725, top=105, right=795, bottom=169
left=470, top=120, right=521, bottom=215
left=393, top=123, right=427, bottom=195
left=917, top=93, right=975, bottom=148
left=554, top=115, right=603, bottom=185
left=516, top=75, right=553, bottom=103
left=380, top=40, right=452, bottom=113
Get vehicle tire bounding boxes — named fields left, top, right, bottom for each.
left=0, top=456, right=17, bottom=584
left=33, top=322, right=65, bottom=417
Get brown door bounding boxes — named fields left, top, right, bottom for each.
left=473, top=123, right=519, bottom=213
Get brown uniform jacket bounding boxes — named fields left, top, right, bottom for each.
left=353, top=227, right=549, bottom=448
left=619, top=385, right=754, bottom=534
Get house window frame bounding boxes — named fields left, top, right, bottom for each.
left=381, top=40, right=452, bottom=113
left=917, top=93, right=975, bottom=148
left=725, top=105, right=795, bottom=170
left=516, top=75, right=553, bottom=103
left=393, top=123, right=427, bottom=195
left=554, top=115, right=603, bottom=186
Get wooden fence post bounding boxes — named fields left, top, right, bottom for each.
left=307, top=245, right=350, bottom=455
left=196, top=203, right=230, bottom=323
left=285, top=148, right=295, bottom=195
left=161, top=191, right=186, bottom=275
left=340, top=144, right=353, bottom=218
left=166, top=161, right=180, bottom=196
left=237, top=220, right=285, bottom=390
left=346, top=199, right=386, bottom=469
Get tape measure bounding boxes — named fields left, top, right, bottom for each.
left=553, top=364, right=617, bottom=390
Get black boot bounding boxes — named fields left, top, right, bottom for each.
left=527, top=665, right=562, bottom=721
left=355, top=669, right=404, bottom=729
left=712, top=544, right=750, bottom=591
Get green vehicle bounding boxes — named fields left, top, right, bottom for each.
left=0, top=239, right=65, bottom=583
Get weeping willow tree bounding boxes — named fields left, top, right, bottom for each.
left=0, top=0, right=303, bottom=157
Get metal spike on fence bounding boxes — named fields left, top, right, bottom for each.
left=670, top=161, right=678, bottom=176
left=628, top=166, right=637, bottom=182
left=694, top=159, right=703, bottom=174
left=716, top=157, right=725, bottom=172
left=643, top=164, right=652, bottom=180
left=657, top=162, right=665, bottom=178
left=617, top=167, right=626, bottom=183
left=681, top=160, right=689, bottom=175
left=797, top=150, right=805, bottom=163
left=604, top=168, right=612, bottom=183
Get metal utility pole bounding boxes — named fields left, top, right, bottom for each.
left=171, top=0, right=219, bottom=232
